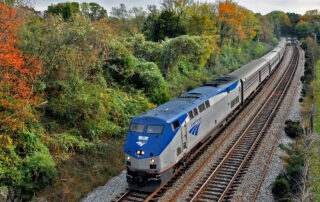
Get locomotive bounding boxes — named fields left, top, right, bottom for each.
left=124, top=39, right=286, bottom=192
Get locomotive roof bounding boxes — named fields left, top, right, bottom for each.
left=133, top=78, right=239, bottom=123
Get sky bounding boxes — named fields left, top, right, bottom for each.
left=31, top=0, right=320, bottom=15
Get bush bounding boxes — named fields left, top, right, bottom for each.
left=279, top=143, right=305, bottom=193
left=132, top=60, right=168, bottom=96
left=47, top=132, right=86, bottom=154
left=126, top=34, right=162, bottom=62
left=159, top=35, right=214, bottom=74
left=101, top=40, right=135, bottom=83
left=150, top=88, right=171, bottom=105
left=14, top=131, right=48, bottom=157
left=1, top=152, right=56, bottom=200
left=272, top=173, right=291, bottom=201
left=21, top=152, right=56, bottom=196
left=284, top=120, right=304, bottom=138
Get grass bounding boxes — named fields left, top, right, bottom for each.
left=37, top=140, right=125, bottom=201
left=310, top=59, right=320, bottom=201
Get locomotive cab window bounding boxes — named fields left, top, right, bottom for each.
left=193, top=108, right=199, bottom=116
left=205, top=100, right=210, bottom=108
left=171, top=120, right=180, bottom=131
left=147, top=125, right=164, bottom=134
left=188, top=111, right=194, bottom=119
left=129, top=123, right=145, bottom=133
left=198, top=103, right=206, bottom=113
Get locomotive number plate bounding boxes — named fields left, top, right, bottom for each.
left=138, top=136, right=149, bottom=141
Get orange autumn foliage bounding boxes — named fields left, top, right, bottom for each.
left=0, top=3, right=42, bottom=132
left=306, top=36, right=313, bottom=41
left=217, top=2, right=245, bottom=46
left=297, top=19, right=308, bottom=25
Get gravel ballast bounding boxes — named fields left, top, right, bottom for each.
left=231, top=46, right=305, bottom=201
left=81, top=171, right=127, bottom=202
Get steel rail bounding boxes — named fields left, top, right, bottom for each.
left=252, top=46, right=301, bottom=201
left=169, top=46, right=291, bottom=202
left=190, top=46, right=298, bottom=202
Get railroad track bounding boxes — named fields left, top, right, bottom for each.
left=112, top=189, right=149, bottom=202
left=187, top=45, right=299, bottom=201
left=112, top=46, right=296, bottom=202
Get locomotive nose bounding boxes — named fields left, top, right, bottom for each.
left=136, top=176, right=144, bottom=184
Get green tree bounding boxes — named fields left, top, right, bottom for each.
left=80, top=2, right=107, bottom=21
left=142, top=13, right=159, bottom=41
left=185, top=2, right=216, bottom=35
left=295, top=22, right=312, bottom=39
left=46, top=2, right=80, bottom=20
left=266, top=11, right=292, bottom=36
left=143, top=9, right=186, bottom=42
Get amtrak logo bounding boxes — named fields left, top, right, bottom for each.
left=189, top=119, right=202, bottom=136
left=136, top=141, right=146, bottom=146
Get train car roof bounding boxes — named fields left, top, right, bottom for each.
left=132, top=76, right=239, bottom=123
left=262, top=51, right=278, bottom=61
left=229, top=58, right=268, bottom=81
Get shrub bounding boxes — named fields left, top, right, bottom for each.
left=126, top=34, right=162, bottom=62
left=272, top=173, right=291, bottom=201
left=150, top=88, right=171, bottom=105
left=21, top=152, right=56, bottom=196
left=159, top=35, right=214, bottom=74
left=101, top=40, right=135, bottom=83
left=132, top=60, right=168, bottom=95
left=2, top=152, right=56, bottom=200
left=14, top=131, right=48, bottom=157
left=284, top=120, right=303, bottom=138
left=279, top=143, right=305, bottom=193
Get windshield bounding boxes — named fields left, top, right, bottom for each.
left=129, top=123, right=145, bottom=133
left=147, top=125, right=164, bottom=134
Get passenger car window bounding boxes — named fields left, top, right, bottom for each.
left=147, top=125, right=164, bottom=134
left=129, top=123, right=145, bottom=133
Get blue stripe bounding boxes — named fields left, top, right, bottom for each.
left=194, top=125, right=200, bottom=136
left=244, top=76, right=259, bottom=92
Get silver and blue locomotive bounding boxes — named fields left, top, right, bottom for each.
left=124, top=39, right=286, bottom=192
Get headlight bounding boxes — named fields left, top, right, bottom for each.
left=150, top=159, right=155, bottom=164
left=127, top=156, right=130, bottom=160
left=136, top=150, right=144, bottom=156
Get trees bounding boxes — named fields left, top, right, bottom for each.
left=0, top=3, right=41, bottom=133
left=110, top=4, right=147, bottom=35
left=185, top=2, right=216, bottom=35
left=160, top=0, right=194, bottom=11
left=142, top=9, right=186, bottom=42
left=256, top=14, right=274, bottom=42
left=46, top=2, right=80, bottom=20
left=80, top=2, right=107, bottom=21
left=295, top=22, right=313, bottom=39
left=266, top=11, right=291, bottom=36
left=217, top=2, right=246, bottom=47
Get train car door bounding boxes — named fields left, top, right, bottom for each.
left=240, top=80, right=244, bottom=104
left=259, top=71, right=261, bottom=82
left=181, top=123, right=187, bottom=151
